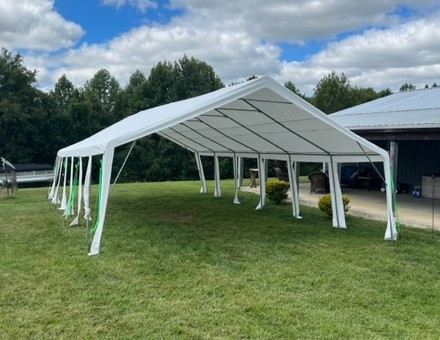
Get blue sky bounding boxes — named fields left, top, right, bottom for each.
left=2, top=0, right=440, bottom=95
left=54, top=0, right=184, bottom=44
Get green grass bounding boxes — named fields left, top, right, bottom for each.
left=1, top=180, right=439, bottom=339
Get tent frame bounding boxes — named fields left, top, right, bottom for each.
left=49, top=77, right=398, bottom=255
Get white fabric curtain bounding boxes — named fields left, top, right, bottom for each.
left=328, top=158, right=346, bottom=228
left=195, top=153, right=207, bottom=194
left=383, top=156, right=398, bottom=240
left=233, top=154, right=241, bottom=205
left=287, top=156, right=301, bottom=219
left=59, top=158, right=68, bottom=211
left=256, top=155, right=266, bottom=210
left=48, top=157, right=62, bottom=200
left=213, top=155, right=221, bottom=198
left=83, top=156, right=92, bottom=222
left=89, top=149, right=114, bottom=256
left=51, top=157, right=64, bottom=205
left=69, top=157, right=83, bottom=227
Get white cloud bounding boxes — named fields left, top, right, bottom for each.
left=0, top=0, right=83, bottom=51
left=36, top=24, right=281, bottom=88
left=101, top=0, right=157, bottom=12
left=13, top=0, right=440, bottom=96
left=170, top=0, right=440, bottom=42
left=276, top=13, right=440, bottom=94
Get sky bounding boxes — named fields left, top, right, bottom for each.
left=1, top=0, right=440, bottom=95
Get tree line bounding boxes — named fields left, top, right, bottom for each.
left=0, top=47, right=406, bottom=182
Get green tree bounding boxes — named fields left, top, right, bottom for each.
left=399, top=83, right=416, bottom=92
left=284, top=81, right=306, bottom=99
left=50, top=74, right=75, bottom=116
left=312, top=71, right=352, bottom=114
left=119, top=70, right=150, bottom=118
left=146, top=61, right=177, bottom=107
left=83, top=69, right=122, bottom=128
left=118, top=57, right=224, bottom=182
left=349, top=86, right=383, bottom=106
left=174, top=55, right=223, bottom=99
left=48, top=72, right=104, bottom=149
left=378, top=88, right=393, bottom=97
left=0, top=48, right=50, bottom=162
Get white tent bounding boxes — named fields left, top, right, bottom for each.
left=49, top=76, right=398, bottom=255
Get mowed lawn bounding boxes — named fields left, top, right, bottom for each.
left=0, top=180, right=439, bottom=339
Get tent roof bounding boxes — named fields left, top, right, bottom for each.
left=58, top=76, right=386, bottom=162
left=53, top=76, right=398, bottom=255
left=330, top=87, right=440, bottom=130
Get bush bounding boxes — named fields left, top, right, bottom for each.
left=318, top=194, right=350, bottom=216
left=266, top=179, right=290, bottom=204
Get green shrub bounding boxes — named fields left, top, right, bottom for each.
left=318, top=194, right=350, bottom=216
left=266, top=179, right=290, bottom=204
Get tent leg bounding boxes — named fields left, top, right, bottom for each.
left=233, top=154, right=241, bottom=204
left=214, top=155, right=221, bottom=198
left=288, top=157, right=301, bottom=219
left=256, top=155, right=266, bottom=210
left=383, top=157, right=398, bottom=240
left=89, top=149, right=114, bottom=256
left=328, top=159, right=346, bottom=228
left=195, top=153, right=207, bottom=194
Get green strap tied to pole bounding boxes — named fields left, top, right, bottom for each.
left=90, top=159, right=104, bottom=234
left=65, top=162, right=79, bottom=220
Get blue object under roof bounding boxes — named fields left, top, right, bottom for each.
left=330, top=87, right=440, bottom=130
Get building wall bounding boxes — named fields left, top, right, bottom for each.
left=397, top=140, right=440, bottom=188
left=370, top=140, right=440, bottom=189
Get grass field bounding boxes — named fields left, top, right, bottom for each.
left=1, top=180, right=439, bottom=339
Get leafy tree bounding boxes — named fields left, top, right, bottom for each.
left=284, top=81, right=306, bottom=99
left=0, top=48, right=50, bottom=162
left=312, top=71, right=352, bottom=114
left=117, top=57, right=224, bottom=182
left=350, top=86, right=381, bottom=106
left=83, top=69, right=122, bottom=128
left=399, top=83, right=416, bottom=92
left=48, top=73, right=103, bottom=150
left=174, top=55, right=223, bottom=99
left=146, top=61, right=177, bottom=107
left=119, top=70, right=150, bottom=118
left=378, top=88, right=393, bottom=97
left=50, top=74, right=75, bottom=116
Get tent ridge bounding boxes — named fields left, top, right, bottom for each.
left=243, top=98, right=293, bottom=105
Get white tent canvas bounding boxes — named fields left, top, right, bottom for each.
left=49, top=76, right=398, bottom=255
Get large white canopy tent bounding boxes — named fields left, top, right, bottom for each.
left=49, top=76, right=398, bottom=255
